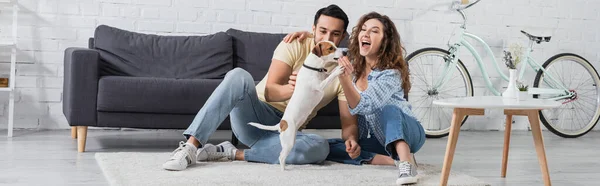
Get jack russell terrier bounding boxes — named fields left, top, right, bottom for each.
left=249, top=40, right=348, bottom=171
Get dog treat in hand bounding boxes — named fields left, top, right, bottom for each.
left=334, top=48, right=349, bottom=60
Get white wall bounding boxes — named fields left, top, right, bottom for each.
left=0, top=0, right=598, bottom=131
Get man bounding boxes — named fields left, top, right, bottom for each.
left=163, top=4, right=356, bottom=171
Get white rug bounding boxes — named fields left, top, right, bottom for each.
left=96, top=152, right=490, bottom=186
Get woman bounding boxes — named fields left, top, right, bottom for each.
left=285, top=11, right=426, bottom=185
left=333, top=11, right=426, bottom=185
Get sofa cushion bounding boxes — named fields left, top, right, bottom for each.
left=93, top=25, right=233, bottom=79
left=226, top=29, right=286, bottom=81
left=316, top=100, right=340, bottom=116
left=226, top=28, right=350, bottom=81
left=97, top=76, right=222, bottom=114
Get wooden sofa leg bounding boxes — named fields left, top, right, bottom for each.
left=77, top=126, right=88, bottom=152
left=71, top=126, right=77, bottom=139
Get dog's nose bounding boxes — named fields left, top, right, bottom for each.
left=334, top=48, right=348, bottom=59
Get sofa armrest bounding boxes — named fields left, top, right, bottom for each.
left=63, top=47, right=99, bottom=126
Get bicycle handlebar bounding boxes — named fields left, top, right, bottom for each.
left=452, top=0, right=482, bottom=29
left=454, top=0, right=481, bottom=10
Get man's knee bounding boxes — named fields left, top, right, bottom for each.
left=290, top=134, right=329, bottom=164
left=224, top=68, right=254, bottom=86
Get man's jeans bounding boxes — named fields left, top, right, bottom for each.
left=183, top=68, right=329, bottom=164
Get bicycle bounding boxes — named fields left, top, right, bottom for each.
left=405, top=0, right=600, bottom=138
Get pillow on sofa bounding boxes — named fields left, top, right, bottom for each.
left=93, top=25, right=234, bottom=79
left=226, top=29, right=286, bottom=81
left=226, top=28, right=350, bottom=81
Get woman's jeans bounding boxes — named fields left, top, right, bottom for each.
left=326, top=105, right=426, bottom=165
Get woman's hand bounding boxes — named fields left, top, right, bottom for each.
left=338, top=56, right=354, bottom=80
left=345, top=139, right=361, bottom=159
left=337, top=55, right=361, bottom=110
left=283, top=31, right=312, bottom=43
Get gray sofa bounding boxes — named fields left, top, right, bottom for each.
left=63, top=25, right=347, bottom=152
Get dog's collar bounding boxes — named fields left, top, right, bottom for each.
left=302, top=64, right=327, bottom=72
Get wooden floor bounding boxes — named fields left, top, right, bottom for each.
left=1, top=129, right=598, bottom=186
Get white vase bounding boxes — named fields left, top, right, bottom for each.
left=502, top=69, right=518, bottom=99
left=518, top=91, right=528, bottom=101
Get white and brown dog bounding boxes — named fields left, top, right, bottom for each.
left=249, top=40, right=347, bottom=171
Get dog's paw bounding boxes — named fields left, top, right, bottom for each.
left=318, top=82, right=328, bottom=90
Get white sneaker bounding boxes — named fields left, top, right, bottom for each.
left=197, top=141, right=237, bottom=161
left=162, top=141, right=198, bottom=171
left=396, top=161, right=418, bottom=185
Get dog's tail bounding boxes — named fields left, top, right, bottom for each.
left=248, top=122, right=280, bottom=131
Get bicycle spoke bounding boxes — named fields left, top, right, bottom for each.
left=439, top=85, right=467, bottom=94
left=548, top=66, right=562, bottom=86
left=572, top=102, right=592, bottom=130
left=436, top=106, right=450, bottom=129
left=568, top=62, right=580, bottom=88
left=574, top=77, right=593, bottom=90
left=411, top=95, right=428, bottom=104
left=412, top=62, right=430, bottom=85
left=575, top=96, right=598, bottom=108
left=576, top=94, right=599, bottom=102
left=574, top=88, right=597, bottom=95
left=412, top=96, right=431, bottom=107
left=412, top=85, right=429, bottom=94
left=423, top=57, right=435, bottom=88
left=572, top=101, right=596, bottom=118
left=438, top=92, right=463, bottom=98
left=430, top=56, right=435, bottom=88
left=412, top=58, right=429, bottom=84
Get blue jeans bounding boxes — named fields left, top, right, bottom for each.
left=327, top=105, right=426, bottom=165
left=183, top=68, right=329, bottom=164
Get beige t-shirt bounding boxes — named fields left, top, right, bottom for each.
left=255, top=37, right=346, bottom=129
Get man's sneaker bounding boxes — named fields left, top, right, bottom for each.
left=162, top=141, right=198, bottom=171
left=396, top=161, right=418, bottom=185
left=197, top=141, right=237, bottom=161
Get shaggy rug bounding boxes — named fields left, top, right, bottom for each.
left=95, top=152, right=490, bottom=186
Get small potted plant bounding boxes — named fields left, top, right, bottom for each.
left=517, top=82, right=529, bottom=101
left=502, top=51, right=518, bottom=99
left=502, top=43, right=524, bottom=99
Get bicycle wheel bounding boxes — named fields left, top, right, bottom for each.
left=533, top=53, right=600, bottom=138
left=405, top=47, right=474, bottom=138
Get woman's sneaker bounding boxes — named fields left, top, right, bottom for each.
left=396, top=161, right=418, bottom=185
left=162, top=141, right=198, bottom=171
left=197, top=141, right=237, bottom=161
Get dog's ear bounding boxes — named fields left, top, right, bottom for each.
left=311, top=43, right=322, bottom=57
left=319, top=42, right=337, bottom=56
left=280, top=120, right=288, bottom=132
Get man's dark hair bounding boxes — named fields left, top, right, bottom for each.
left=313, top=4, right=349, bottom=33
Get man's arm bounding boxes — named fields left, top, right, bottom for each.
left=339, top=100, right=358, bottom=141
left=264, top=39, right=302, bottom=102
left=264, top=59, right=295, bottom=102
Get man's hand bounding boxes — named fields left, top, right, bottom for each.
left=283, top=31, right=312, bottom=43
left=345, top=139, right=361, bottom=159
left=288, top=71, right=297, bottom=87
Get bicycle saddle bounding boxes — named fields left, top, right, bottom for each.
left=521, top=30, right=551, bottom=44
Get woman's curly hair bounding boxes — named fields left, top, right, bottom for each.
left=348, top=12, right=410, bottom=95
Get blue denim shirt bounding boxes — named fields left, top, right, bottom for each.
left=348, top=69, right=419, bottom=146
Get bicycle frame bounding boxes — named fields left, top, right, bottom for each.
left=431, top=27, right=573, bottom=101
